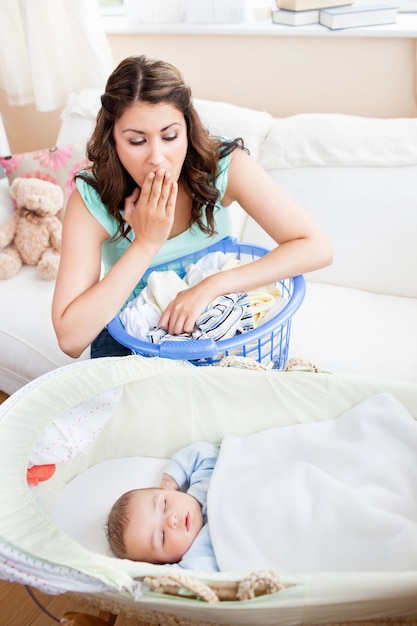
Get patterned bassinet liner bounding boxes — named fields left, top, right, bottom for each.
left=0, top=356, right=417, bottom=625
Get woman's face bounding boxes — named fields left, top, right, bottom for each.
left=113, top=101, right=188, bottom=188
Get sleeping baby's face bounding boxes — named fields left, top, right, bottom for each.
left=124, top=488, right=204, bottom=564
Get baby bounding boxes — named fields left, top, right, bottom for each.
left=106, top=441, right=220, bottom=569
left=106, top=394, right=417, bottom=574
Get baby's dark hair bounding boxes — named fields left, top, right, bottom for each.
left=106, top=489, right=135, bottom=558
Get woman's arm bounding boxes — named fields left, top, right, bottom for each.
left=52, top=171, right=177, bottom=358
left=159, top=148, right=333, bottom=335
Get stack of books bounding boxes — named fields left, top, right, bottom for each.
left=273, top=0, right=349, bottom=25
left=272, top=6, right=321, bottom=24
left=319, top=3, right=398, bottom=29
left=272, top=0, right=398, bottom=28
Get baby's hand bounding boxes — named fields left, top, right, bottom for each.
left=160, top=473, right=179, bottom=491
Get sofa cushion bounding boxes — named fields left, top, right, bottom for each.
left=56, top=89, right=102, bottom=147
left=0, top=173, right=87, bottom=394
left=243, top=165, right=417, bottom=299
left=0, top=265, right=88, bottom=395
left=0, top=143, right=90, bottom=208
left=288, top=282, right=417, bottom=384
left=252, top=114, right=417, bottom=299
left=193, top=98, right=273, bottom=162
left=259, top=114, right=417, bottom=169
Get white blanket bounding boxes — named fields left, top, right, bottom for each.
left=208, top=393, right=417, bottom=573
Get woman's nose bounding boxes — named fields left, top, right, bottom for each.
left=147, top=142, right=165, bottom=166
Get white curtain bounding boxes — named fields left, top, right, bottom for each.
left=0, top=0, right=114, bottom=112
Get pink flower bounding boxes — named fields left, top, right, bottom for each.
left=13, top=170, right=59, bottom=186
left=0, top=154, right=24, bottom=174
left=35, top=146, right=73, bottom=172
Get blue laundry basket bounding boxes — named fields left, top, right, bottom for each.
left=107, top=237, right=305, bottom=368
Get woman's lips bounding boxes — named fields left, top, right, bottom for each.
left=185, top=513, right=190, bottom=531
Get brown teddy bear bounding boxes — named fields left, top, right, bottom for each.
left=0, top=177, right=63, bottom=280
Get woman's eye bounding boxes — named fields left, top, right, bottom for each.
left=162, top=530, right=165, bottom=545
left=129, top=139, right=145, bottom=146
left=163, top=135, right=177, bottom=142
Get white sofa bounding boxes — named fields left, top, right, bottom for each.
left=1, top=94, right=416, bottom=395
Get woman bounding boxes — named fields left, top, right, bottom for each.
left=52, top=55, right=332, bottom=359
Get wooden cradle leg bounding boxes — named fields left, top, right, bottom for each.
left=98, top=611, right=117, bottom=625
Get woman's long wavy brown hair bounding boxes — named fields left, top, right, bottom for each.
left=77, top=55, right=246, bottom=240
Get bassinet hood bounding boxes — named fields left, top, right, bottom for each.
left=0, top=356, right=417, bottom=614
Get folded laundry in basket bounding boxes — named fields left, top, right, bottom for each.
left=148, top=292, right=254, bottom=344
left=120, top=252, right=282, bottom=342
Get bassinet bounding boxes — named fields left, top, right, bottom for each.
left=1, top=356, right=417, bottom=626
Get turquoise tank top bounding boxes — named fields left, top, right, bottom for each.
left=76, top=153, right=232, bottom=276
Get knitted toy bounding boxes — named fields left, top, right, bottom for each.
left=0, top=177, right=63, bottom=280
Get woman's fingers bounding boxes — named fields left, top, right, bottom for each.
left=125, top=170, right=177, bottom=243
left=159, top=286, right=208, bottom=335
left=149, top=170, right=171, bottom=205
left=140, top=169, right=172, bottom=210
left=166, top=179, right=178, bottom=218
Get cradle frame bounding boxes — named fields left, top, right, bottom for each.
left=1, top=356, right=417, bottom=626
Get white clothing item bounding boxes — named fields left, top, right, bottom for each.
left=145, top=270, right=189, bottom=311
left=185, top=251, right=230, bottom=287
left=248, top=286, right=284, bottom=326
left=119, top=298, right=160, bottom=342
left=208, top=393, right=417, bottom=573
left=119, top=270, right=189, bottom=340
